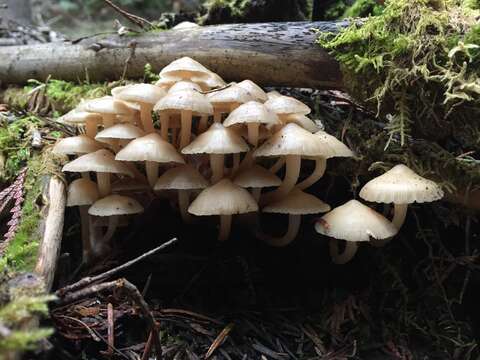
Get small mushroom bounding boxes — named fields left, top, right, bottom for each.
left=207, top=85, right=254, bottom=122
left=60, top=110, right=103, bottom=139
left=52, top=135, right=104, bottom=156
left=67, top=178, right=99, bottom=263
left=154, top=164, right=209, bottom=223
left=168, top=81, right=202, bottom=93
left=181, top=123, right=249, bottom=183
left=315, top=199, right=398, bottom=264
left=188, top=178, right=258, bottom=241
left=160, top=56, right=212, bottom=80
left=115, top=133, right=185, bottom=187
left=260, top=189, right=330, bottom=247
left=82, top=96, right=132, bottom=128
left=234, top=165, right=281, bottom=202
left=95, top=123, right=145, bottom=152
left=236, top=80, right=268, bottom=103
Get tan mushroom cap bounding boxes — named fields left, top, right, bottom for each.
left=154, top=164, right=209, bottom=190
left=172, top=21, right=200, bottom=30
left=234, top=165, right=281, bottom=188
left=192, top=72, right=226, bottom=89
left=265, top=95, right=311, bottom=116
left=112, top=83, right=166, bottom=105
left=67, top=178, right=99, bottom=206
left=155, top=76, right=179, bottom=89
left=263, top=189, right=330, bottom=214
left=52, top=135, right=104, bottom=155
left=116, top=133, right=185, bottom=164
left=188, top=178, right=258, bottom=216
left=223, top=101, right=280, bottom=127
left=254, top=123, right=332, bottom=158
left=88, top=194, right=144, bottom=216
left=95, top=123, right=145, bottom=140
left=207, top=85, right=254, bottom=108
left=63, top=149, right=134, bottom=176
left=160, top=57, right=211, bottom=79
left=359, top=164, right=444, bottom=204
left=168, top=81, right=202, bottom=93
left=236, top=80, right=268, bottom=102
left=154, top=89, right=213, bottom=115
left=315, top=199, right=398, bottom=242
left=313, top=131, right=354, bottom=157
left=60, top=110, right=103, bottom=124
left=182, top=123, right=249, bottom=155
left=284, top=114, right=321, bottom=133
left=266, top=91, right=282, bottom=100
left=82, top=96, right=132, bottom=115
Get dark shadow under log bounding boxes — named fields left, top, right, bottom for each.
left=0, top=21, right=346, bottom=88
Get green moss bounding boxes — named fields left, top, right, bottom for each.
left=343, top=0, right=385, bottom=17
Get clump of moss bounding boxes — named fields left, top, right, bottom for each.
left=317, top=0, right=480, bottom=192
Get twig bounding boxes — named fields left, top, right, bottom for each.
left=107, top=303, right=114, bottom=358
left=56, top=238, right=178, bottom=296
left=102, top=0, right=153, bottom=29
left=205, top=322, right=235, bottom=359
left=141, top=330, right=154, bottom=360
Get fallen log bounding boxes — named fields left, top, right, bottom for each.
left=0, top=21, right=345, bottom=88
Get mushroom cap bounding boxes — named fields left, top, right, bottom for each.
left=192, top=72, right=226, bottom=89
left=95, top=123, right=145, bottom=140
left=153, top=89, right=213, bottom=115
left=168, top=81, right=202, bottom=93
left=223, top=101, right=280, bottom=127
left=254, top=123, right=332, bottom=158
left=266, top=90, right=282, bottom=100
left=160, top=57, right=211, bottom=79
left=154, top=164, right=209, bottom=190
left=112, top=83, right=166, bottom=105
left=52, top=135, right=104, bottom=155
left=182, top=123, right=249, bottom=155
left=67, top=178, right=99, bottom=206
left=82, top=96, right=132, bottom=115
left=265, top=95, right=311, bottom=116
left=283, top=114, right=320, bottom=133
left=188, top=178, right=258, bottom=216
left=155, top=76, right=179, bottom=89
left=236, top=80, right=268, bottom=102
left=172, top=21, right=200, bottom=30
left=63, top=149, right=134, bottom=176
left=60, top=110, right=103, bottom=124
left=207, top=85, right=254, bottom=107
left=116, top=133, right=185, bottom=164
left=234, top=165, right=281, bottom=188
left=263, top=189, right=330, bottom=215
left=88, top=194, right=144, bottom=216
left=359, top=164, right=444, bottom=204
left=313, top=131, right=354, bottom=157
left=314, top=199, right=398, bottom=242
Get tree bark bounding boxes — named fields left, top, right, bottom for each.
left=0, top=21, right=346, bottom=88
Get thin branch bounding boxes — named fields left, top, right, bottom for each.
left=102, top=0, right=153, bottom=29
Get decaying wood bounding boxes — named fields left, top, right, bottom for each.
left=0, top=21, right=346, bottom=88
left=34, top=176, right=66, bottom=291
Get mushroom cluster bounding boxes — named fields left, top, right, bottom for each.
left=53, top=57, right=443, bottom=266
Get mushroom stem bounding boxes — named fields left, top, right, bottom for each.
left=79, top=206, right=92, bottom=262
left=97, top=172, right=111, bottom=197
left=210, top=154, right=224, bottom=183
left=160, top=113, right=169, bottom=140
left=102, top=215, right=120, bottom=243
left=81, top=172, right=90, bottom=180
left=329, top=239, right=358, bottom=264
left=262, top=155, right=301, bottom=204
left=103, top=114, right=116, bottom=128
left=213, top=111, right=222, bottom=123
left=239, top=151, right=254, bottom=171
left=296, top=158, right=327, bottom=190
left=85, top=120, right=97, bottom=139
left=178, top=190, right=193, bottom=223
left=269, top=157, right=285, bottom=173
left=180, top=110, right=193, bottom=149
left=218, top=215, right=232, bottom=241
left=247, top=123, right=259, bottom=147
left=251, top=188, right=261, bottom=202
left=198, top=115, right=209, bottom=133
left=140, top=105, right=155, bottom=133
left=261, top=214, right=301, bottom=247
left=231, top=153, right=240, bottom=176
left=392, top=203, right=408, bottom=229
left=145, top=161, right=159, bottom=187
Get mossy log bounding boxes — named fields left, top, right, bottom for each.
left=0, top=21, right=345, bottom=88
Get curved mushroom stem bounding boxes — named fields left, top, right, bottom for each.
left=371, top=203, right=408, bottom=247
left=269, top=157, right=285, bottom=173
left=180, top=110, right=193, bottom=149
left=97, top=172, right=111, bottom=197
left=261, top=214, right=301, bottom=247
left=262, top=155, right=301, bottom=204
left=247, top=123, right=259, bottom=147
left=141, top=105, right=155, bottom=133
left=102, top=114, right=116, bottom=128
left=109, top=139, right=120, bottom=153
left=85, top=120, right=98, bottom=139
left=213, top=111, right=222, bottom=123
left=296, top=158, right=327, bottom=190
left=145, top=161, right=159, bottom=187
left=231, top=153, right=240, bottom=176
left=79, top=206, right=92, bottom=263
left=198, top=115, right=209, bottom=133
left=218, top=215, right=232, bottom=241
left=160, top=113, right=169, bottom=140
left=210, top=154, right=224, bottom=183
left=329, top=239, right=358, bottom=264
left=101, top=215, right=119, bottom=243
left=178, top=190, right=193, bottom=223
